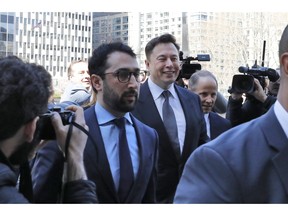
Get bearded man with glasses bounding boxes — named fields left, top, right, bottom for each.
left=32, top=42, right=159, bottom=203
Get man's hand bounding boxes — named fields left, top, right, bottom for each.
left=51, top=105, right=89, bottom=181
left=251, top=78, right=267, bottom=103
left=231, top=92, right=243, bottom=100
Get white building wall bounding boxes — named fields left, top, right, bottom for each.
left=15, top=12, right=92, bottom=93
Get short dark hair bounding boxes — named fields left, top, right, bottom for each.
left=88, top=42, right=136, bottom=77
left=145, top=33, right=180, bottom=60
left=0, top=56, right=52, bottom=140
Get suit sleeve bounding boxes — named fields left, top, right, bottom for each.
left=173, top=145, right=241, bottom=203
left=31, top=141, right=65, bottom=203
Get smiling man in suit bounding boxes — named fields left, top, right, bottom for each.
left=132, top=33, right=209, bottom=203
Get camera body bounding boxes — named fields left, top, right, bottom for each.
left=230, top=66, right=280, bottom=94
left=37, top=103, right=75, bottom=140
left=178, top=51, right=210, bottom=79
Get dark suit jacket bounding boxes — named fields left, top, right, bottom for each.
left=209, top=112, right=231, bottom=140
left=84, top=106, right=159, bottom=203
left=131, top=81, right=209, bottom=203
left=174, top=106, right=288, bottom=203
left=31, top=106, right=158, bottom=204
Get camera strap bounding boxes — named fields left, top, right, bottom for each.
left=64, top=121, right=91, bottom=161
left=64, top=123, right=73, bottom=161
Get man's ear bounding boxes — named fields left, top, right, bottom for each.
left=281, top=53, right=288, bottom=77
left=145, top=59, right=150, bottom=70
left=90, top=74, right=103, bottom=92
left=24, top=117, right=39, bottom=142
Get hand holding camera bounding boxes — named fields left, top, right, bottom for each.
left=251, top=78, right=268, bottom=103
left=50, top=105, right=89, bottom=159
left=37, top=107, right=74, bottom=140
left=36, top=102, right=89, bottom=160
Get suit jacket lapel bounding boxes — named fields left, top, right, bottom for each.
left=137, top=82, right=163, bottom=125
left=174, top=85, right=197, bottom=161
left=272, top=144, right=288, bottom=195
left=125, top=114, right=155, bottom=202
left=261, top=108, right=288, bottom=195
left=209, top=112, right=217, bottom=139
left=84, top=106, right=118, bottom=199
left=138, top=82, right=180, bottom=162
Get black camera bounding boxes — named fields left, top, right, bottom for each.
left=36, top=102, right=75, bottom=140
left=230, top=66, right=280, bottom=94
left=178, top=51, right=210, bottom=79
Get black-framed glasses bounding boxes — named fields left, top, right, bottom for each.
left=104, top=69, right=141, bottom=83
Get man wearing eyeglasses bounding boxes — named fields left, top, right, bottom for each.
left=31, top=42, right=158, bottom=203
left=82, top=42, right=158, bottom=203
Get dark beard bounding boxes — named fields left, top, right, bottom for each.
left=103, top=80, right=138, bottom=113
left=9, top=135, right=40, bottom=166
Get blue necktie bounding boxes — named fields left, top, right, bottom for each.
left=162, top=90, right=181, bottom=159
left=114, top=117, right=134, bottom=202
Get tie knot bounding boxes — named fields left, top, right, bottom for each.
left=162, top=90, right=171, bottom=99
left=113, top=117, right=126, bottom=128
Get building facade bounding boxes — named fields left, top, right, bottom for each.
left=93, top=12, right=288, bottom=96
left=0, top=12, right=15, bottom=58
left=2, top=12, right=288, bottom=97
left=9, top=12, right=92, bottom=93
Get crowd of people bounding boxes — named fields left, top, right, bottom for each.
left=0, top=24, right=287, bottom=204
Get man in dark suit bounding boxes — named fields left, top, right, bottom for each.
left=84, top=42, right=158, bottom=203
left=31, top=42, right=158, bottom=204
left=174, top=25, right=288, bottom=203
left=188, top=70, right=231, bottom=140
left=132, top=33, right=209, bottom=203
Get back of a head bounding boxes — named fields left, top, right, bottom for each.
left=0, top=56, right=52, bottom=141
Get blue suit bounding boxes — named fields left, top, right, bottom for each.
left=208, top=112, right=231, bottom=140
left=132, top=81, right=209, bottom=203
left=84, top=106, right=159, bottom=203
left=174, top=106, right=288, bottom=203
left=31, top=105, right=158, bottom=203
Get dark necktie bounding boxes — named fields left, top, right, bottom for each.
left=114, top=117, right=134, bottom=202
left=162, top=90, right=181, bottom=158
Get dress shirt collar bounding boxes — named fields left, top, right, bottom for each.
left=204, top=113, right=211, bottom=138
left=95, top=102, right=132, bottom=126
left=274, top=100, right=288, bottom=139
left=148, top=77, right=177, bottom=100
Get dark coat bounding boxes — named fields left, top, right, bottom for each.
left=84, top=106, right=159, bottom=203
left=132, top=81, right=209, bottom=203
left=209, top=112, right=231, bottom=140
left=0, top=163, right=28, bottom=203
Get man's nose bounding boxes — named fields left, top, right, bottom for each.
left=165, top=58, right=173, bottom=67
left=128, top=74, right=139, bottom=87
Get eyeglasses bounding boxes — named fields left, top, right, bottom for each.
left=104, top=69, right=141, bottom=83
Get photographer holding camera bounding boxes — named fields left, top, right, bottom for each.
left=226, top=69, right=278, bottom=127
left=0, top=56, right=97, bottom=203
